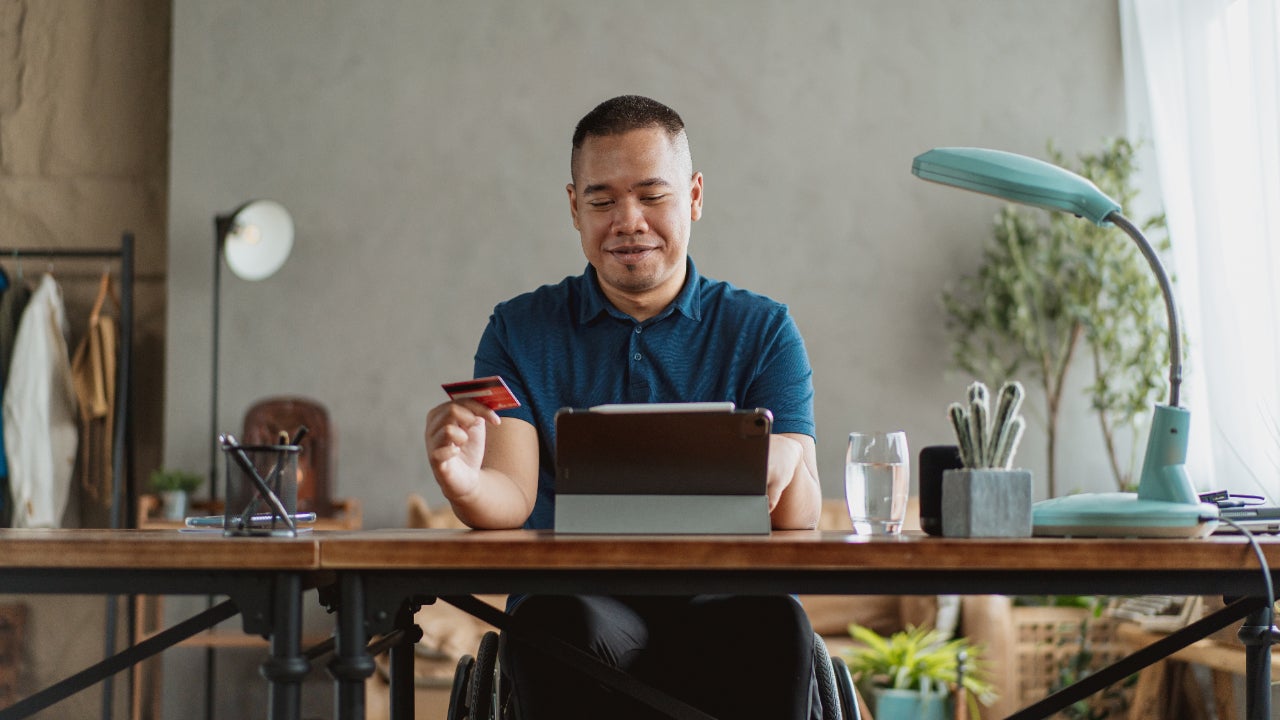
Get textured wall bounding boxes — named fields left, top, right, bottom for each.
left=0, top=0, right=168, bottom=505
left=0, top=0, right=169, bottom=717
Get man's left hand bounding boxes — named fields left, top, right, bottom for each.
left=766, top=433, right=822, bottom=529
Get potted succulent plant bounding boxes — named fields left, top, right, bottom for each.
left=843, top=624, right=996, bottom=720
left=149, top=468, right=203, bottom=521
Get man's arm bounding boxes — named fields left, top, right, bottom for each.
left=424, top=400, right=539, bottom=529
left=767, top=432, right=822, bottom=530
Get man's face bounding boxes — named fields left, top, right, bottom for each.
left=568, top=127, right=703, bottom=311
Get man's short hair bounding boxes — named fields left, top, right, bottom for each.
left=570, top=95, right=691, bottom=183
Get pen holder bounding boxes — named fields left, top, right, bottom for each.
left=222, top=442, right=299, bottom=536
left=941, top=468, right=1033, bottom=538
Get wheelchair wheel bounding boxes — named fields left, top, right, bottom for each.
left=831, top=656, right=861, bottom=720
left=447, top=654, right=475, bottom=720
left=467, top=631, right=500, bottom=719
left=812, top=633, right=842, bottom=720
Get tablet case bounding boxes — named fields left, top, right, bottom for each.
left=554, top=405, right=773, bottom=534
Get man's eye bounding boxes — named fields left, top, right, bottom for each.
left=588, top=200, right=613, bottom=209
left=642, top=195, right=667, bottom=203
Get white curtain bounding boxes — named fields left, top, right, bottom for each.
left=1121, top=0, right=1280, bottom=499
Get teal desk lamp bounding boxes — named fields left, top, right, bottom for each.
left=912, top=147, right=1218, bottom=537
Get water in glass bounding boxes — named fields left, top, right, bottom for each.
left=845, top=431, right=909, bottom=535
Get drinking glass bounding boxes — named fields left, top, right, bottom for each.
left=845, top=431, right=910, bottom=535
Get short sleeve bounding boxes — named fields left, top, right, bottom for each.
left=473, top=311, right=537, bottom=426
left=745, top=309, right=815, bottom=438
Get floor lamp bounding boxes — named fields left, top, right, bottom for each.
left=210, top=199, right=294, bottom=500
left=207, top=199, right=293, bottom=720
left=912, top=147, right=1218, bottom=538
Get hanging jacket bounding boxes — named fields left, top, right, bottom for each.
left=71, top=270, right=118, bottom=506
left=4, top=274, right=78, bottom=528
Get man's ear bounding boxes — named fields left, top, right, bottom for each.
left=689, top=172, right=704, bottom=222
left=567, top=182, right=581, bottom=231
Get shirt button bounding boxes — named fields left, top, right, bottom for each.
left=634, top=327, right=642, bottom=334
left=633, top=353, right=642, bottom=361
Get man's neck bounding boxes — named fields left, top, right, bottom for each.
left=600, top=268, right=687, bottom=322
left=600, top=289, right=668, bottom=322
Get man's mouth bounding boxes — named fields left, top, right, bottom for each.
left=607, top=245, right=658, bottom=263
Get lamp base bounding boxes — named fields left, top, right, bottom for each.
left=1032, top=492, right=1219, bottom=538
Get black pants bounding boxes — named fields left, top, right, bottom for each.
left=502, top=595, right=817, bottom=719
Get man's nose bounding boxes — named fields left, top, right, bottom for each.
left=613, top=199, right=648, bottom=235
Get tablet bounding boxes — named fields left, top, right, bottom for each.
left=553, top=404, right=773, bottom=534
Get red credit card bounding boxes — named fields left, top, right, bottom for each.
left=442, top=376, right=521, bottom=410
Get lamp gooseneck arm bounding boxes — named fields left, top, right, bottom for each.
left=1106, top=212, right=1182, bottom=408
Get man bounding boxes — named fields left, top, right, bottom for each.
left=425, top=95, right=821, bottom=718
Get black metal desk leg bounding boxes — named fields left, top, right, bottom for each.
left=388, top=602, right=421, bottom=720
left=259, top=573, right=308, bottom=720
left=1239, top=604, right=1275, bottom=720
left=330, top=573, right=376, bottom=720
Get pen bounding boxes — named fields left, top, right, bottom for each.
left=185, top=512, right=316, bottom=528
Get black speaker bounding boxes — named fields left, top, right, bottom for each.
left=919, top=445, right=963, bottom=536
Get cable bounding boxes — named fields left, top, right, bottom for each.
left=1200, top=490, right=1267, bottom=507
left=1211, top=515, right=1276, bottom=629
left=1234, top=493, right=1268, bottom=506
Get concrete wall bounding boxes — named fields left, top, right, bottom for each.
left=1, top=0, right=170, bottom=717
left=168, top=1, right=1128, bottom=533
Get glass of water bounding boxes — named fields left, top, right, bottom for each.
left=845, top=431, right=910, bottom=535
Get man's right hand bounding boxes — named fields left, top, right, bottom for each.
left=423, top=398, right=539, bottom=529
left=424, top=399, right=502, bottom=502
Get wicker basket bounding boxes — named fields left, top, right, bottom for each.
left=1013, top=605, right=1131, bottom=718
left=0, top=604, right=27, bottom=710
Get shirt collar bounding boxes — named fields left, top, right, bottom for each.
left=669, top=257, right=702, bottom=322
left=578, top=257, right=703, bottom=325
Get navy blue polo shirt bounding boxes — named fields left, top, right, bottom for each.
left=474, top=257, right=815, bottom=529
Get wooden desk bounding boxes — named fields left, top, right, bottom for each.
left=0, top=529, right=323, bottom=720
left=315, top=530, right=1280, bottom=720
left=131, top=495, right=362, bottom=720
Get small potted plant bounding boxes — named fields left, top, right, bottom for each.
left=941, top=380, right=1033, bottom=538
left=843, top=623, right=996, bottom=720
left=149, top=468, right=203, bottom=521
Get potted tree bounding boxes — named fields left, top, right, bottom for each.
left=149, top=468, right=203, bottom=521
left=843, top=624, right=996, bottom=720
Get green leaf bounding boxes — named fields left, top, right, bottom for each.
left=842, top=624, right=998, bottom=707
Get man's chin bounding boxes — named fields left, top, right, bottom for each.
left=597, top=266, right=660, bottom=291
left=593, top=254, right=684, bottom=296
left=608, top=278, right=659, bottom=294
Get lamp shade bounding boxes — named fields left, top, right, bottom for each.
left=220, top=200, right=294, bottom=281
left=912, top=147, right=1121, bottom=225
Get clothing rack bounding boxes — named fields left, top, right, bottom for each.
left=1, top=233, right=134, bottom=720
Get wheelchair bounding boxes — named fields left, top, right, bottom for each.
left=446, top=630, right=862, bottom=720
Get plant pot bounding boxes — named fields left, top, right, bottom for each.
left=160, top=490, right=189, bottom=521
left=873, top=688, right=951, bottom=720
left=941, top=468, right=1033, bottom=537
